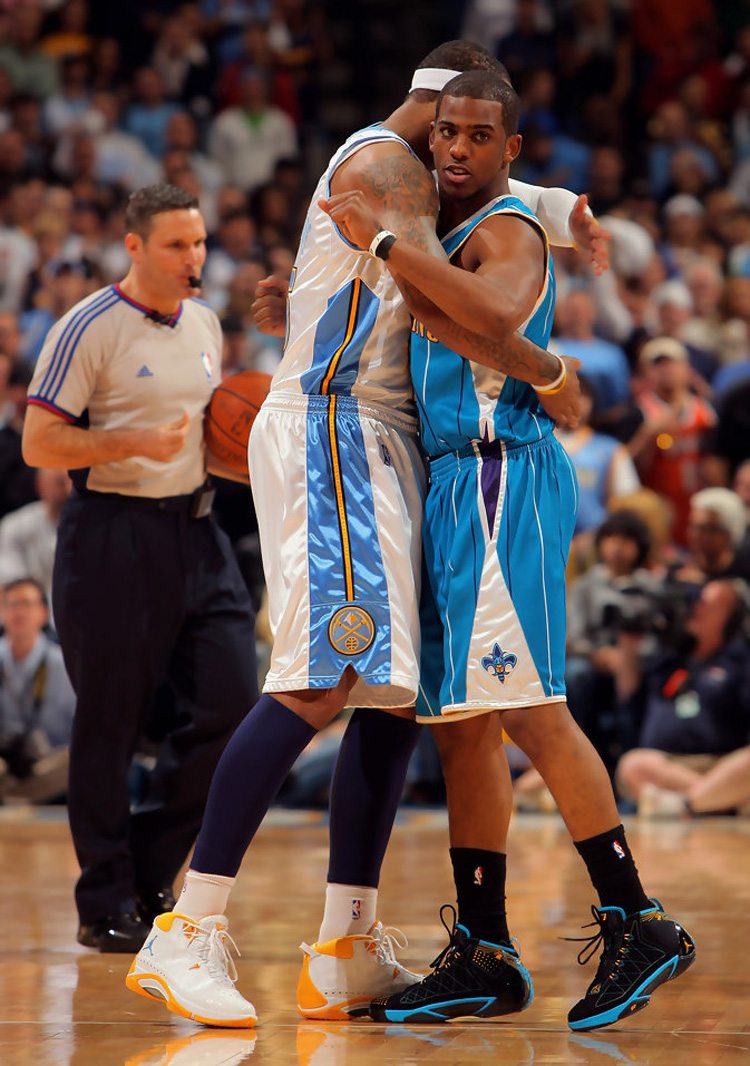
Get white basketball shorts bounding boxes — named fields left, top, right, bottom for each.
left=248, top=392, right=425, bottom=708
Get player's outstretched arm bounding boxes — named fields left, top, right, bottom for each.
left=508, top=181, right=610, bottom=274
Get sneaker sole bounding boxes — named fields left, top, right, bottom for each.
left=297, top=997, right=371, bottom=1021
left=568, top=951, right=695, bottom=1032
left=372, top=993, right=531, bottom=1024
left=125, top=967, right=257, bottom=1029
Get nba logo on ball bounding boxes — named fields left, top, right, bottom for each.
left=201, top=351, right=214, bottom=383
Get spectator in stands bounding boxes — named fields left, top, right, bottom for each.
left=0, top=468, right=71, bottom=601
left=650, top=278, right=718, bottom=386
left=556, top=375, right=641, bottom=563
left=0, top=577, right=75, bottom=804
left=0, top=1, right=58, bottom=100
left=150, top=15, right=212, bottom=114
left=207, top=69, right=298, bottom=193
left=551, top=289, right=633, bottom=433
left=629, top=337, right=716, bottom=543
left=0, top=358, right=36, bottom=519
left=123, top=67, right=179, bottom=160
left=563, top=511, right=660, bottom=774
left=615, top=578, right=750, bottom=817
left=677, top=487, right=750, bottom=585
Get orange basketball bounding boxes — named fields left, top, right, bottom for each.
left=204, top=370, right=272, bottom=475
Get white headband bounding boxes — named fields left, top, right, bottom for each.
left=409, top=67, right=461, bottom=93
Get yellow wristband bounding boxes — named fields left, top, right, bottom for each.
left=534, top=356, right=567, bottom=396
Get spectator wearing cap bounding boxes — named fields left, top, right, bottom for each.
left=678, top=487, right=750, bottom=584
left=630, top=337, right=716, bottom=544
left=660, top=194, right=706, bottom=279
left=650, top=278, right=718, bottom=385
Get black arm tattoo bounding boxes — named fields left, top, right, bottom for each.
left=397, top=278, right=560, bottom=383
left=358, top=156, right=440, bottom=253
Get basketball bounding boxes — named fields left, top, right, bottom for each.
left=204, top=370, right=272, bottom=475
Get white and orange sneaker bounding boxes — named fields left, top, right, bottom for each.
left=125, top=912, right=256, bottom=1028
left=297, top=921, right=421, bottom=1020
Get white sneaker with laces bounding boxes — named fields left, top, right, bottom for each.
left=297, top=920, right=422, bottom=1020
left=125, top=912, right=256, bottom=1028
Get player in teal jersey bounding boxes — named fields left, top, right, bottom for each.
left=322, top=70, right=695, bottom=1032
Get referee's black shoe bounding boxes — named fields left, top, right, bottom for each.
left=369, top=905, right=533, bottom=1023
left=136, top=886, right=177, bottom=926
left=77, top=912, right=149, bottom=953
left=567, top=900, right=696, bottom=1031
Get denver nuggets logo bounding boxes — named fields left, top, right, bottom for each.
left=328, top=606, right=375, bottom=655
left=481, top=642, right=517, bottom=684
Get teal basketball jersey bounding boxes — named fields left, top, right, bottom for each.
left=409, top=195, right=556, bottom=458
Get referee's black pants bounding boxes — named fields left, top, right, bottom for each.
left=53, top=492, right=259, bottom=924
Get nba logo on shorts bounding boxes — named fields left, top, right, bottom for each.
left=351, top=898, right=362, bottom=920
left=612, top=840, right=625, bottom=860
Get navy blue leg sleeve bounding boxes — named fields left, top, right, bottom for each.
left=327, top=709, right=420, bottom=887
left=191, top=695, right=316, bottom=876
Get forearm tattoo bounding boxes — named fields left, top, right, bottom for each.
left=359, top=157, right=439, bottom=252
left=399, top=280, right=560, bottom=382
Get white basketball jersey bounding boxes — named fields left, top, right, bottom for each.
left=272, top=125, right=417, bottom=416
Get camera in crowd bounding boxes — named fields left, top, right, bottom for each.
left=601, top=580, right=695, bottom=648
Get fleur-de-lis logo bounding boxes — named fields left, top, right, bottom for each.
left=481, top=642, right=517, bottom=683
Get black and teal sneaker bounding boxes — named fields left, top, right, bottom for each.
left=567, top=900, right=696, bottom=1031
left=369, top=905, right=533, bottom=1023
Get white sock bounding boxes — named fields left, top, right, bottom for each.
left=317, top=883, right=378, bottom=941
left=176, top=869, right=236, bottom=920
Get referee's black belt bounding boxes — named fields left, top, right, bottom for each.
left=72, top=486, right=209, bottom=514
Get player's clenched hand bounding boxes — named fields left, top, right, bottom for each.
left=139, top=412, right=190, bottom=461
left=537, top=356, right=583, bottom=430
left=319, top=191, right=383, bottom=250
left=252, top=274, right=288, bottom=337
left=570, top=194, right=610, bottom=276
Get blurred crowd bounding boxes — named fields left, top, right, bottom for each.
left=1, top=0, right=750, bottom=818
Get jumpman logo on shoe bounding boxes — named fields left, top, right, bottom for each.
left=143, top=934, right=157, bottom=955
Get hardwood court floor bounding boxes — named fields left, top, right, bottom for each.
left=1, top=807, right=748, bottom=1066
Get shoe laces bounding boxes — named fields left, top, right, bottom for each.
left=427, top=904, right=466, bottom=974
left=371, top=924, right=409, bottom=969
left=189, top=921, right=241, bottom=986
left=563, top=906, right=628, bottom=984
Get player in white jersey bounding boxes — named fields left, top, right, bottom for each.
left=127, top=42, right=605, bottom=1027
left=324, top=71, right=695, bottom=1032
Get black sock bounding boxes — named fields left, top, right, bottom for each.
left=191, top=695, right=317, bottom=876
left=328, top=709, right=420, bottom=886
left=450, top=847, right=510, bottom=945
left=574, top=825, right=651, bottom=916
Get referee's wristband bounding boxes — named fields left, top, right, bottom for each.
left=369, top=229, right=397, bottom=260
left=533, top=355, right=567, bottom=396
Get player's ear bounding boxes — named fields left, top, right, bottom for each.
left=505, top=133, right=522, bottom=166
left=428, top=120, right=436, bottom=152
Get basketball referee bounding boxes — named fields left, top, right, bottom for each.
left=22, top=185, right=259, bottom=952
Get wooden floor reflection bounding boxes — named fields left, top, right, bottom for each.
left=1, top=808, right=748, bottom=1066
